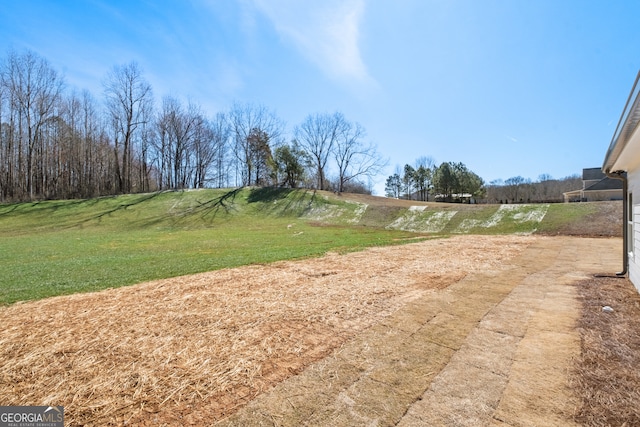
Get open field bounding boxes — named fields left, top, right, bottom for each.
left=0, top=189, right=419, bottom=304
left=0, top=188, right=621, bottom=305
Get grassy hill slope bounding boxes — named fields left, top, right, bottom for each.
left=0, top=188, right=621, bottom=304
left=323, top=191, right=621, bottom=237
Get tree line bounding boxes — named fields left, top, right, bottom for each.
left=484, top=174, right=581, bottom=203
left=385, top=158, right=581, bottom=203
left=0, top=49, right=385, bottom=203
left=385, top=157, right=484, bottom=202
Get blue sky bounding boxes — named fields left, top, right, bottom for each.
left=1, top=0, right=639, bottom=195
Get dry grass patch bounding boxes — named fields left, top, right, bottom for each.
left=573, top=276, right=640, bottom=426
left=0, top=235, right=534, bottom=426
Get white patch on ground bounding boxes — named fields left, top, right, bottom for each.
left=304, top=201, right=368, bottom=224
left=456, top=204, right=550, bottom=234
left=511, top=205, right=548, bottom=223
left=348, top=202, right=368, bottom=224
left=304, top=204, right=348, bottom=221
left=387, top=209, right=457, bottom=233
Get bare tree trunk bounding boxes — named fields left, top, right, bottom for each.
left=294, top=112, right=347, bottom=191
left=1, top=50, right=63, bottom=200
left=333, top=121, right=386, bottom=193
left=103, top=61, right=153, bottom=195
left=228, top=102, right=284, bottom=187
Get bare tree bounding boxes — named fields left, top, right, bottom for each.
left=153, top=98, right=231, bottom=190
left=485, top=174, right=581, bottom=203
left=78, top=90, right=109, bottom=196
left=136, top=102, right=155, bottom=193
left=294, top=112, right=348, bottom=190
left=103, top=61, right=153, bottom=193
left=154, top=96, right=204, bottom=189
left=49, top=89, right=112, bottom=198
left=191, top=115, right=215, bottom=189
left=0, top=73, right=8, bottom=201
left=333, top=121, right=386, bottom=193
left=533, top=173, right=553, bottom=202
left=44, top=92, right=80, bottom=199
left=504, top=176, right=528, bottom=203
left=228, top=102, right=284, bottom=187
left=1, top=49, right=64, bottom=199
left=209, top=112, right=230, bottom=188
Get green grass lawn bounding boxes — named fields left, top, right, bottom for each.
left=0, top=188, right=421, bottom=305
left=0, top=189, right=619, bottom=305
left=535, top=202, right=597, bottom=234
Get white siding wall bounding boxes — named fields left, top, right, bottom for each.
left=628, top=172, right=640, bottom=292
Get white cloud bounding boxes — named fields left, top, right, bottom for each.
left=250, top=0, right=373, bottom=84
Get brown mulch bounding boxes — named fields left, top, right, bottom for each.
left=573, top=275, right=640, bottom=426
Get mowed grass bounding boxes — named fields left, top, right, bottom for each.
left=0, top=188, right=422, bottom=305
left=0, top=188, right=620, bottom=305
left=536, top=202, right=597, bottom=234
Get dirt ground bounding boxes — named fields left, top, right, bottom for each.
left=0, top=235, right=633, bottom=426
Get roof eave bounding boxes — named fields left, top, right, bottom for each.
left=603, top=70, right=640, bottom=174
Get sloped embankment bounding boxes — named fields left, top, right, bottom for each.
left=312, top=192, right=621, bottom=237
left=385, top=204, right=550, bottom=234
left=288, top=192, right=550, bottom=235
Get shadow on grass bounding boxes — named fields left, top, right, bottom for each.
left=89, top=192, right=162, bottom=221
left=0, top=197, right=97, bottom=217
left=190, top=187, right=244, bottom=220
left=0, top=203, right=20, bottom=216
left=247, top=187, right=317, bottom=216
left=1, top=187, right=325, bottom=232
left=247, top=187, right=293, bottom=203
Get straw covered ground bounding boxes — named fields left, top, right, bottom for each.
left=573, top=275, right=640, bottom=426
left=0, top=235, right=532, bottom=426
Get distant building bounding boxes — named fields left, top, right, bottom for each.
left=562, top=167, right=623, bottom=202
left=434, top=193, right=475, bottom=204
